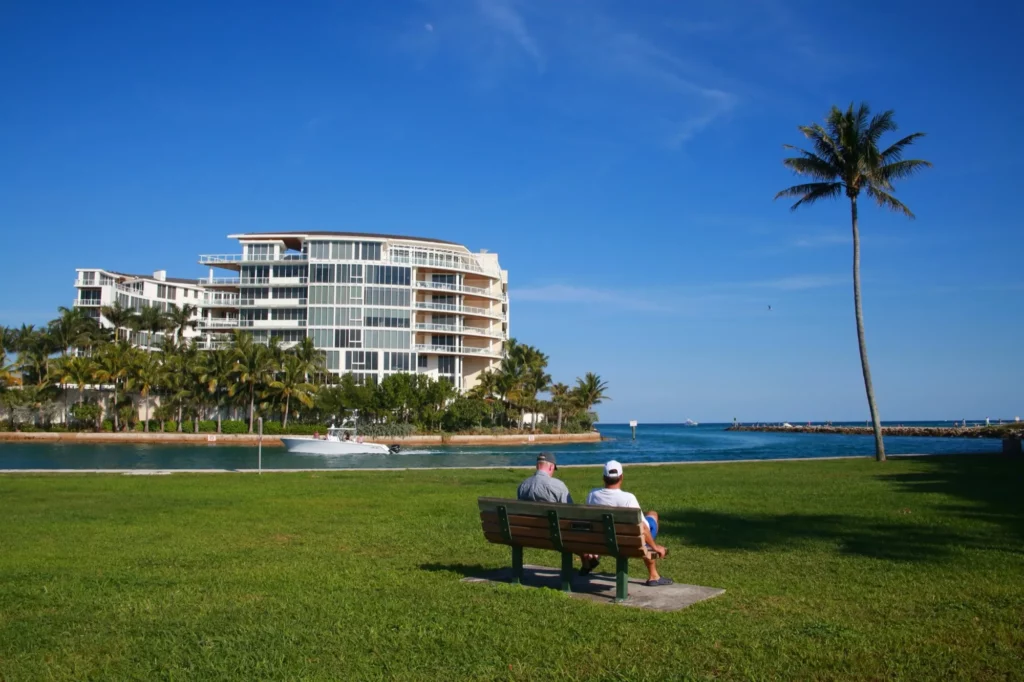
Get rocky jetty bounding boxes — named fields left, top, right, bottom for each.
left=726, top=424, right=1024, bottom=439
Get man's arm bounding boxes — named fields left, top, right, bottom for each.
left=641, top=521, right=666, bottom=558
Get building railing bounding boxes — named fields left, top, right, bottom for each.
left=414, top=344, right=500, bottom=356
left=238, top=298, right=308, bottom=307
left=198, top=318, right=239, bottom=328
left=238, top=319, right=307, bottom=328
left=388, top=245, right=485, bottom=274
left=202, top=294, right=240, bottom=306
left=414, top=323, right=501, bottom=337
left=74, top=299, right=103, bottom=307
left=414, top=302, right=498, bottom=317
left=199, top=253, right=309, bottom=264
left=414, top=280, right=498, bottom=297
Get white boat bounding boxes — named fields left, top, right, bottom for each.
left=281, top=420, right=400, bottom=455
left=683, top=419, right=699, bottom=426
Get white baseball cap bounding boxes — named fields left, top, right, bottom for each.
left=603, top=460, right=623, bottom=477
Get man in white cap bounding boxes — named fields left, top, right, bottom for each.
left=584, top=460, right=671, bottom=586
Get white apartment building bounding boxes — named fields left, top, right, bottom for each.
left=74, top=232, right=509, bottom=391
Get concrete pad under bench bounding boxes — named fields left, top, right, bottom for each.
left=462, top=564, right=725, bottom=612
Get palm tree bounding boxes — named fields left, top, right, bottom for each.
left=100, top=302, right=135, bottom=342
left=775, top=103, right=930, bottom=462
left=93, top=342, right=133, bottom=431
left=53, top=355, right=97, bottom=424
left=133, top=305, right=169, bottom=349
left=128, top=352, right=163, bottom=432
left=573, top=372, right=609, bottom=412
left=231, top=331, right=275, bottom=433
left=292, top=336, right=326, bottom=382
left=267, top=355, right=316, bottom=428
left=549, top=382, right=570, bottom=433
left=200, top=348, right=235, bottom=433
left=48, top=307, right=99, bottom=356
left=165, top=303, right=199, bottom=343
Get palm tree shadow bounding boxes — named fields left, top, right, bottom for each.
left=660, top=455, right=1024, bottom=562
left=879, top=454, right=1024, bottom=544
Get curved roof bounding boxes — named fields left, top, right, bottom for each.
left=229, top=231, right=463, bottom=247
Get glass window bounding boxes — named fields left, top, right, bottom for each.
left=418, top=354, right=428, bottom=368
left=438, top=356, right=456, bottom=375
left=311, top=264, right=335, bottom=283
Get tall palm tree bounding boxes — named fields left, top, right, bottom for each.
left=231, top=331, right=276, bottom=433
left=93, top=342, right=133, bottom=431
left=292, top=336, right=326, bottom=381
left=200, top=348, right=235, bottom=433
left=48, top=307, right=99, bottom=356
left=128, top=352, right=163, bottom=432
left=100, top=302, right=135, bottom=342
left=267, top=355, right=316, bottom=427
left=52, top=355, right=97, bottom=424
left=573, top=372, right=609, bottom=412
left=775, top=103, right=930, bottom=462
left=549, top=382, right=570, bottom=433
left=165, top=303, right=199, bottom=343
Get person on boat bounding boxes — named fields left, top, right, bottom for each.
left=583, top=460, right=672, bottom=586
left=343, top=432, right=351, bottom=441
left=517, top=453, right=573, bottom=504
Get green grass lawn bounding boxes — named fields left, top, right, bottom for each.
left=1, top=455, right=1022, bottom=681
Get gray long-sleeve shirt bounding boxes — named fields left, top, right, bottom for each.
left=516, top=470, right=573, bottom=504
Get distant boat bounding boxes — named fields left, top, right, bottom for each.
left=683, top=419, right=699, bottom=427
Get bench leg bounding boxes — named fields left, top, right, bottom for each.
left=615, top=556, right=629, bottom=602
left=511, top=545, right=523, bottom=585
left=560, top=552, right=573, bottom=592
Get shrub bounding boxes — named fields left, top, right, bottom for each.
left=164, top=420, right=178, bottom=432
left=358, top=423, right=417, bottom=438
left=102, top=420, right=113, bottom=432
left=198, top=420, right=217, bottom=433
left=49, top=424, right=68, bottom=433
left=220, top=420, right=248, bottom=434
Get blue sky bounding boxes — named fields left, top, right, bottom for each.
left=1, top=0, right=1021, bottom=423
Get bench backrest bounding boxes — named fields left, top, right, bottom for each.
left=477, top=497, right=648, bottom=558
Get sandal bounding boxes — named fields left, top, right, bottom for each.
left=645, top=577, right=674, bottom=587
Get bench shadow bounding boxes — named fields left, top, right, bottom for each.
left=419, top=562, right=492, bottom=578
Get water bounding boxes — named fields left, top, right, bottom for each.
left=0, top=422, right=1001, bottom=470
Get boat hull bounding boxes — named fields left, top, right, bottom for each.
left=280, top=437, right=393, bottom=455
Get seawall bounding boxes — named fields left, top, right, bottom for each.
left=726, top=424, right=1022, bottom=439
left=0, top=431, right=603, bottom=447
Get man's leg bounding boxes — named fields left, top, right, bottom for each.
left=641, top=510, right=671, bottom=585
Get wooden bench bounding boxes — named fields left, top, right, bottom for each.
left=478, top=496, right=653, bottom=601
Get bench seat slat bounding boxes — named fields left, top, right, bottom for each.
left=478, top=497, right=643, bottom=525
left=481, top=522, right=643, bottom=548
left=483, top=532, right=648, bottom=558
left=479, top=511, right=640, bottom=536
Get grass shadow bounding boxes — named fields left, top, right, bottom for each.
left=419, top=562, right=492, bottom=578
left=880, top=454, right=1024, bottom=543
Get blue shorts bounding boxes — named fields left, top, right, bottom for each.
left=645, top=515, right=658, bottom=539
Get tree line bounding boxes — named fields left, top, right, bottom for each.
left=0, top=305, right=609, bottom=434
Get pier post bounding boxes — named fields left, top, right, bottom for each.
left=629, top=420, right=637, bottom=440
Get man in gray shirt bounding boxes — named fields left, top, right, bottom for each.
left=517, top=453, right=573, bottom=503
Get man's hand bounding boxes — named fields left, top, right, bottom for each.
left=652, top=545, right=667, bottom=559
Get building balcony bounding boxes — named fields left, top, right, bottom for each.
left=202, top=293, right=240, bottom=307
left=414, top=280, right=502, bottom=299
left=198, top=318, right=239, bottom=329
left=388, top=246, right=485, bottom=275
left=199, top=253, right=308, bottom=265
left=238, top=319, right=307, bottom=329
left=238, top=298, right=308, bottom=307
left=414, top=344, right=501, bottom=358
left=74, top=299, right=103, bottom=307
left=414, top=302, right=501, bottom=319
left=414, top=322, right=502, bottom=338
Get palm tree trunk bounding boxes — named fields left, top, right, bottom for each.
left=144, top=393, right=150, bottom=432
left=217, top=400, right=222, bottom=433
left=112, top=386, right=119, bottom=432
left=249, top=384, right=255, bottom=434
left=557, top=406, right=563, bottom=433
left=177, top=405, right=183, bottom=432
left=851, top=197, right=886, bottom=462
left=283, top=395, right=290, bottom=428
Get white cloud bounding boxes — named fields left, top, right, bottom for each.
left=475, top=0, right=544, bottom=71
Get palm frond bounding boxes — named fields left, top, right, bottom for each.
left=798, top=123, right=841, bottom=167
left=781, top=150, right=840, bottom=180
left=865, top=186, right=916, bottom=219
left=774, top=182, right=844, bottom=211
left=865, top=109, right=897, bottom=146
left=872, top=158, right=933, bottom=186
left=879, top=132, right=926, bottom=163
